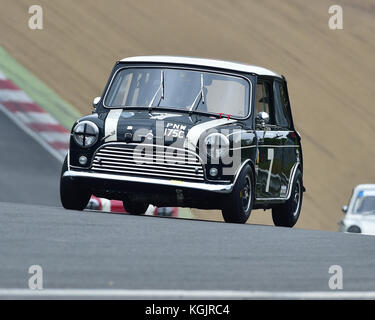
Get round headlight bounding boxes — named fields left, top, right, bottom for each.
left=73, top=121, right=99, bottom=148
left=204, top=133, right=230, bottom=159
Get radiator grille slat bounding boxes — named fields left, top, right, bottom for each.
left=91, top=144, right=205, bottom=182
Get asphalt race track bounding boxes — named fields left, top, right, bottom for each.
left=0, top=111, right=61, bottom=206
left=1, top=111, right=375, bottom=299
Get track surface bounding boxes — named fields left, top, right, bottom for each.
left=0, top=110, right=61, bottom=206
left=1, top=201, right=375, bottom=296
left=1, top=100, right=375, bottom=299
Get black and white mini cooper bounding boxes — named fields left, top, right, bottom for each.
left=61, top=56, right=304, bottom=227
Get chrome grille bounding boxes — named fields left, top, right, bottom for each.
left=91, top=144, right=205, bottom=182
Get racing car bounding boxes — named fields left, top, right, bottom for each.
left=339, top=184, right=375, bottom=235
left=61, top=56, right=304, bottom=226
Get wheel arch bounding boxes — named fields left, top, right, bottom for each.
left=286, top=162, right=303, bottom=200
left=233, top=159, right=256, bottom=191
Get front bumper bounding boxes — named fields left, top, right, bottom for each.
left=63, top=170, right=234, bottom=193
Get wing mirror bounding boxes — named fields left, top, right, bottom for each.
left=256, top=111, right=270, bottom=128
left=93, top=96, right=101, bottom=108
left=92, top=97, right=101, bottom=113
left=342, top=205, right=348, bottom=214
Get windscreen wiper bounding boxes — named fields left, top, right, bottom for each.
left=189, top=73, right=205, bottom=115
left=148, top=70, right=164, bottom=112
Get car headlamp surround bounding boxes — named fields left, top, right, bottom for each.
left=72, top=121, right=99, bottom=148
left=204, top=133, right=230, bottom=159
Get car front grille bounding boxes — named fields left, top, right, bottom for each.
left=91, top=143, right=205, bottom=182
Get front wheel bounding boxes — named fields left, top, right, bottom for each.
left=60, top=156, right=91, bottom=210
left=272, top=169, right=303, bottom=227
left=221, top=164, right=254, bottom=224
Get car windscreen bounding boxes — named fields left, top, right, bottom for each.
left=104, top=68, right=250, bottom=117
left=353, top=195, right=375, bottom=214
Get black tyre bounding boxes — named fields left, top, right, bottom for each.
left=347, top=225, right=361, bottom=233
left=60, top=156, right=91, bottom=210
left=272, top=169, right=303, bottom=227
left=221, top=164, right=254, bottom=223
left=123, top=199, right=149, bottom=215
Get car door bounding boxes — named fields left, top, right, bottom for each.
left=272, top=79, right=298, bottom=198
left=255, top=80, right=284, bottom=199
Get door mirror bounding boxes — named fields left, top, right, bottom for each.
left=256, top=111, right=270, bottom=127
left=93, top=96, right=101, bottom=108
left=342, top=205, right=348, bottom=214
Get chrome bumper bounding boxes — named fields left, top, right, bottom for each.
left=63, top=170, right=234, bottom=193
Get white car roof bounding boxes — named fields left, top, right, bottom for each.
left=120, top=56, right=282, bottom=78
left=354, top=184, right=375, bottom=192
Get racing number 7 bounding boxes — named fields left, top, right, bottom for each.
left=265, top=148, right=274, bottom=193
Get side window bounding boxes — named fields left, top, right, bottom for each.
left=256, top=82, right=272, bottom=117
left=256, top=81, right=276, bottom=125
left=273, top=81, right=291, bottom=129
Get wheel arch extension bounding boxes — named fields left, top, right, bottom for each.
left=295, top=162, right=306, bottom=192
left=234, top=159, right=256, bottom=190
left=248, top=160, right=256, bottom=190
left=288, top=162, right=305, bottom=196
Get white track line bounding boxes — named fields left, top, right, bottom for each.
left=1, top=289, right=375, bottom=299
left=16, top=112, right=59, bottom=124
left=0, top=90, right=33, bottom=102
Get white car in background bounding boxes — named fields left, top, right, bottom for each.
left=339, top=184, right=375, bottom=235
